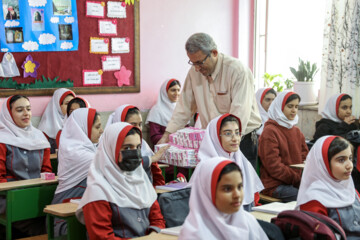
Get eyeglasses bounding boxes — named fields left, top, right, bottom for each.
left=188, top=54, right=210, bottom=66
left=219, top=132, right=241, bottom=139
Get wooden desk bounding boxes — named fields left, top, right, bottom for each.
left=290, top=163, right=305, bottom=169
left=132, top=233, right=178, bottom=240
left=44, top=202, right=86, bottom=240
left=155, top=188, right=171, bottom=194
left=0, top=178, right=58, bottom=240
left=251, top=211, right=277, bottom=222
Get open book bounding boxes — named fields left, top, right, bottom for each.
left=251, top=201, right=297, bottom=214
left=160, top=226, right=182, bottom=236
left=155, top=182, right=189, bottom=191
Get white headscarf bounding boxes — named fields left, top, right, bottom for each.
left=296, top=135, right=355, bottom=209
left=38, top=88, right=75, bottom=138
left=145, top=79, right=179, bottom=127
left=0, top=96, right=50, bottom=150
left=106, top=104, right=154, bottom=157
left=76, top=122, right=157, bottom=223
left=321, top=93, right=349, bottom=123
left=56, top=108, right=97, bottom=194
left=193, top=114, right=264, bottom=205
left=179, top=157, right=268, bottom=240
left=255, top=88, right=273, bottom=135
left=268, top=91, right=299, bottom=129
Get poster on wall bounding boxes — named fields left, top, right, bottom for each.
left=0, top=0, right=79, bottom=52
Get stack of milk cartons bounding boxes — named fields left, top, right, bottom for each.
left=155, top=127, right=205, bottom=167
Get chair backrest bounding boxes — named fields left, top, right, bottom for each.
left=157, top=188, right=191, bottom=228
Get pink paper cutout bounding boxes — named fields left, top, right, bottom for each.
left=121, top=2, right=126, bottom=7
left=101, top=56, right=107, bottom=61
left=104, top=38, right=109, bottom=43
left=112, top=19, right=117, bottom=24
left=114, top=66, right=132, bottom=87
left=125, top=37, right=130, bottom=43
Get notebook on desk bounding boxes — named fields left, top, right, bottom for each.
left=252, top=201, right=297, bottom=214
left=155, top=182, right=189, bottom=191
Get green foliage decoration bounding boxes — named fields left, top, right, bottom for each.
left=0, top=76, right=74, bottom=89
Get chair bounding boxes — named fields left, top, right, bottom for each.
left=157, top=188, right=191, bottom=228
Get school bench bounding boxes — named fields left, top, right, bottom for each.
left=0, top=178, right=58, bottom=240
left=43, top=202, right=86, bottom=240
left=259, top=193, right=282, bottom=204
left=289, top=163, right=305, bottom=169
left=132, top=232, right=178, bottom=239
left=17, top=234, right=48, bottom=240
left=157, top=164, right=169, bottom=179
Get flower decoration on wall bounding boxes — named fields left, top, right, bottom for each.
left=124, top=0, right=139, bottom=5
left=21, top=55, right=40, bottom=78
left=114, top=66, right=132, bottom=87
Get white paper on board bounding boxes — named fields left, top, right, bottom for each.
left=111, top=38, right=129, bottom=54
left=107, top=1, right=126, bottom=18
left=86, top=2, right=105, bottom=18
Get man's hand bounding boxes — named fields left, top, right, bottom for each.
left=157, top=132, right=170, bottom=144
left=151, top=145, right=170, bottom=163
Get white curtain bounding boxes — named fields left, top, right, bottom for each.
left=319, top=0, right=360, bottom=117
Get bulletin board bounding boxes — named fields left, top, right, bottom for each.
left=0, top=0, right=139, bottom=97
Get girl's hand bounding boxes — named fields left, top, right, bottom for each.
left=344, top=115, right=356, bottom=125
left=151, top=145, right=170, bottom=163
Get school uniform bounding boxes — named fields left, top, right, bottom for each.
left=255, top=88, right=272, bottom=136
left=258, top=91, right=308, bottom=202
left=106, top=104, right=164, bottom=186
left=297, top=136, right=360, bottom=239
left=193, top=114, right=264, bottom=211
left=0, top=96, right=51, bottom=235
left=51, top=108, right=98, bottom=236
left=145, top=79, right=178, bottom=145
left=313, top=93, right=358, bottom=142
left=179, top=157, right=268, bottom=240
left=38, top=88, right=75, bottom=152
left=76, top=122, right=165, bottom=239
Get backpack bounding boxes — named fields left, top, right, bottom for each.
left=271, top=210, right=346, bottom=240
left=157, top=187, right=191, bottom=228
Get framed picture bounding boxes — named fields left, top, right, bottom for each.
left=53, top=0, right=72, bottom=16
left=3, top=0, right=20, bottom=20
left=58, top=24, right=73, bottom=40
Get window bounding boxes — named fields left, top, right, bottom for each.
left=254, top=0, right=326, bottom=89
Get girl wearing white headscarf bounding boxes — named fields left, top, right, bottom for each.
left=51, top=108, right=103, bottom=237
left=255, top=88, right=277, bottom=136
left=38, top=88, right=75, bottom=152
left=0, top=95, right=51, bottom=235
left=313, top=93, right=358, bottom=142
left=145, top=78, right=181, bottom=145
left=76, top=122, right=165, bottom=239
left=193, top=114, right=264, bottom=211
left=179, top=157, right=268, bottom=240
left=258, top=91, right=308, bottom=202
left=297, top=136, right=360, bottom=239
left=106, top=104, right=166, bottom=186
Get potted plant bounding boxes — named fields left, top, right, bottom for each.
left=290, top=58, right=319, bottom=105
left=263, top=73, right=284, bottom=92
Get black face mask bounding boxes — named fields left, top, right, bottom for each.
left=118, top=149, right=142, bottom=172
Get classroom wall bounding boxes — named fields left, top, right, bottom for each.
left=0, top=0, right=240, bottom=117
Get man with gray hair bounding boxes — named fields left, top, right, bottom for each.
left=158, top=32, right=261, bottom=168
